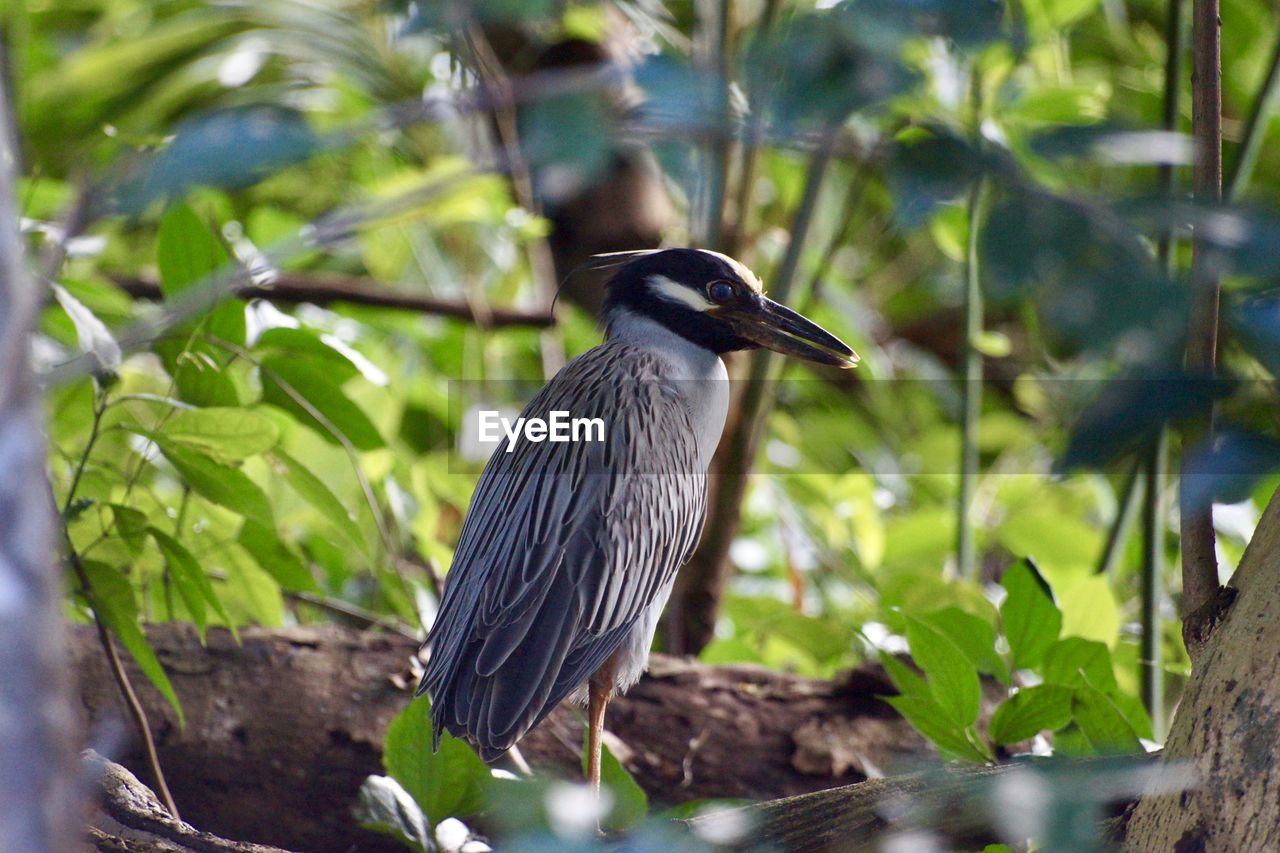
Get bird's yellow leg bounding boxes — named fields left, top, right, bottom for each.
left=586, top=678, right=612, bottom=799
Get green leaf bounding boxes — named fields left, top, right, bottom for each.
left=1058, top=575, right=1120, bottom=647
left=988, top=685, right=1073, bottom=745
left=158, top=443, right=274, bottom=526
left=581, top=732, right=649, bottom=832
left=237, top=520, right=319, bottom=592
left=1000, top=559, right=1062, bottom=670
left=260, top=356, right=384, bottom=450
left=255, top=327, right=360, bottom=384
left=80, top=559, right=184, bottom=725
left=884, top=694, right=991, bottom=763
left=156, top=203, right=244, bottom=346
left=880, top=651, right=930, bottom=699
left=149, top=527, right=232, bottom=638
left=922, top=607, right=1011, bottom=685
left=153, top=339, right=241, bottom=408
left=153, top=407, right=279, bottom=463
left=109, top=505, right=150, bottom=555
left=267, top=449, right=366, bottom=554
left=1071, top=685, right=1143, bottom=753
left=902, top=613, right=982, bottom=727
left=383, top=695, right=489, bottom=822
left=52, top=284, right=121, bottom=373
left=1042, top=638, right=1118, bottom=692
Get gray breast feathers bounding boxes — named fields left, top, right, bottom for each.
left=420, top=343, right=709, bottom=760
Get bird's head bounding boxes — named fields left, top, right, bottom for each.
left=599, top=248, right=859, bottom=367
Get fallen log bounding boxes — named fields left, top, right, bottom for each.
left=72, top=624, right=930, bottom=852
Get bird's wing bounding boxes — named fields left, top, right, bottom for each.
left=421, top=343, right=707, bottom=758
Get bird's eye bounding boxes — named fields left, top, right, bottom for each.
left=708, top=281, right=735, bottom=303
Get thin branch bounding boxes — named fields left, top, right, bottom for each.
left=110, top=273, right=554, bottom=328
left=668, top=142, right=834, bottom=653
left=1180, top=0, right=1223, bottom=620
left=67, top=544, right=181, bottom=821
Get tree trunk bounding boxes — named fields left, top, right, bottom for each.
left=1123, top=485, right=1280, bottom=849
left=72, top=624, right=931, bottom=853
left=0, top=65, right=80, bottom=853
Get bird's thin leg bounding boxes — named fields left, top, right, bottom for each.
left=586, top=677, right=612, bottom=798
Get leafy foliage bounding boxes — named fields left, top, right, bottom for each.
left=16, top=0, right=1280, bottom=846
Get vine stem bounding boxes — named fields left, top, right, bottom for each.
left=60, top=386, right=181, bottom=817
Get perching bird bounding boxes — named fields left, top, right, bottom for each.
left=419, top=248, right=857, bottom=795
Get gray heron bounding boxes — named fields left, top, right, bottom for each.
left=419, top=248, right=857, bottom=797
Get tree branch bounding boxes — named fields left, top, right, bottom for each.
left=110, top=273, right=555, bottom=328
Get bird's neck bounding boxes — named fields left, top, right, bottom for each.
left=603, top=308, right=725, bottom=381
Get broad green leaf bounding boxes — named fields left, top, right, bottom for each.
left=989, top=685, right=1073, bottom=745
left=260, top=356, right=384, bottom=450
left=80, top=559, right=184, bottom=725
left=922, top=607, right=1011, bottom=685
left=903, top=613, right=982, bottom=727
left=1042, top=638, right=1118, bottom=692
left=884, top=695, right=991, bottom=763
left=1071, top=685, right=1143, bottom=753
left=267, top=449, right=366, bottom=554
left=255, top=328, right=359, bottom=384
left=149, top=527, right=232, bottom=637
left=156, top=203, right=244, bottom=346
left=158, top=443, right=273, bottom=526
left=237, top=520, right=318, bottom=592
left=1108, top=690, right=1155, bottom=742
left=157, top=407, right=279, bottom=463
left=1000, top=559, right=1062, bottom=670
left=581, top=731, right=649, bottom=832
left=384, top=695, right=489, bottom=822
left=153, top=339, right=241, bottom=408
left=880, top=651, right=930, bottom=699
left=213, top=542, right=284, bottom=626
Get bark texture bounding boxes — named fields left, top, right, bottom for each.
left=72, top=623, right=930, bottom=853
left=86, top=750, right=289, bottom=853
left=1124, top=485, right=1280, bottom=849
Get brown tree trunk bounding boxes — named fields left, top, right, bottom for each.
left=72, top=624, right=931, bottom=853
left=1123, top=485, right=1280, bottom=848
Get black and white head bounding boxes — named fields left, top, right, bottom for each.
left=600, top=248, right=859, bottom=368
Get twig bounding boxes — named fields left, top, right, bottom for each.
left=67, top=544, right=181, bottom=821
left=724, top=0, right=782, bottom=256
left=1179, top=0, right=1223, bottom=619
left=110, top=273, right=554, bottom=328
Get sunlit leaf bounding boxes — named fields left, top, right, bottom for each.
left=902, top=613, right=983, bottom=727
left=1071, top=685, right=1143, bottom=753
left=157, top=443, right=274, bottom=526
left=157, top=407, right=279, bottom=463
left=922, top=607, right=1011, bottom=685
left=259, top=356, right=384, bottom=450
left=1041, top=638, right=1118, bottom=691
left=237, top=520, right=319, bottom=593
left=883, top=694, right=991, bottom=763
left=150, top=526, right=233, bottom=638
left=266, top=449, right=367, bottom=556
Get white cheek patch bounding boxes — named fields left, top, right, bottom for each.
left=649, top=274, right=715, bottom=312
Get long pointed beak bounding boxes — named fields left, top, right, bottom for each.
left=722, top=296, right=859, bottom=368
